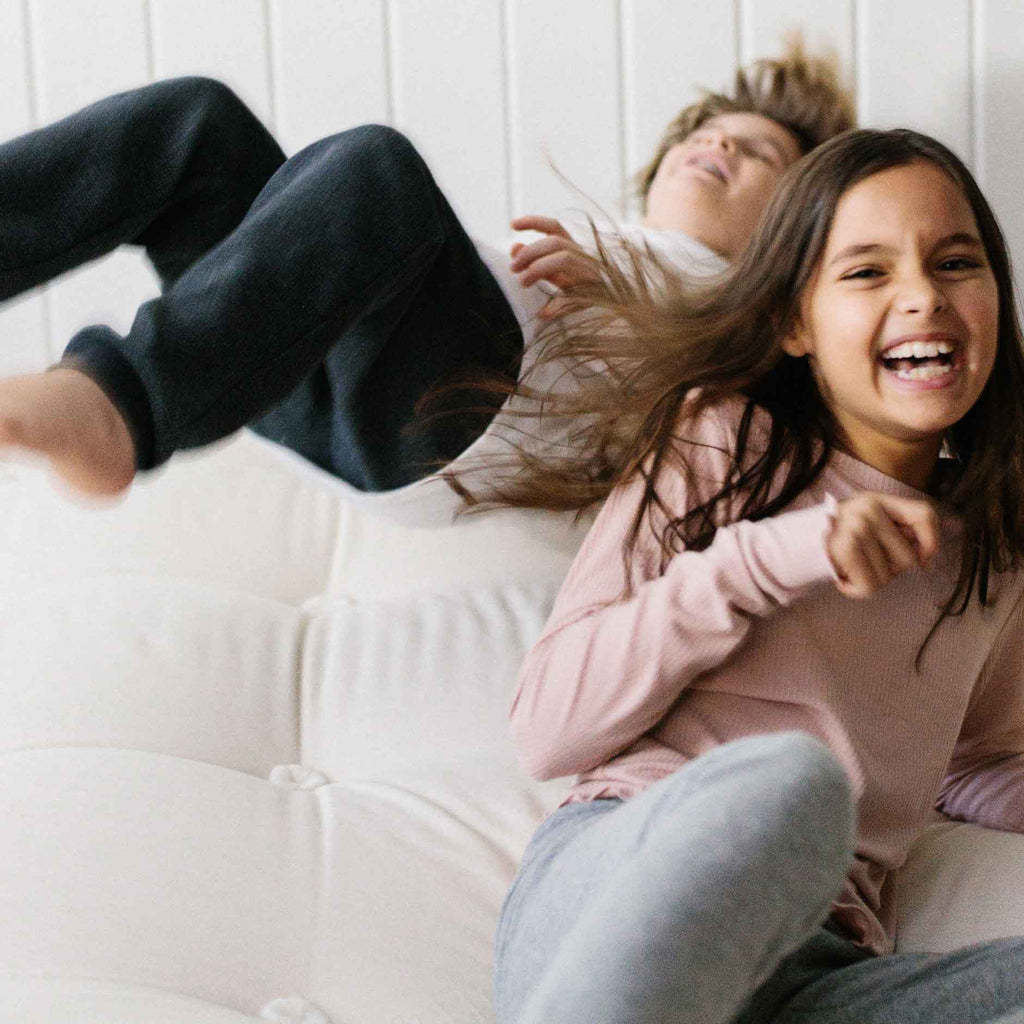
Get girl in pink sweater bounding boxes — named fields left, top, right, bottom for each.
left=489, top=128, right=1024, bottom=1024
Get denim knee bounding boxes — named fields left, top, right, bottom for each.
left=749, top=731, right=857, bottom=863
left=748, top=730, right=853, bottom=804
left=649, top=732, right=857, bottom=872
left=759, top=732, right=852, bottom=801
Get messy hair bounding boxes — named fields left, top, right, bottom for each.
left=449, top=129, right=1024, bottom=634
left=635, top=37, right=856, bottom=207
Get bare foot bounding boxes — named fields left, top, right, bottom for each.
left=0, top=367, right=136, bottom=497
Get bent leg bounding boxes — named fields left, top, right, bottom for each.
left=494, top=732, right=857, bottom=1024
left=0, top=77, right=285, bottom=493
left=0, top=75, right=284, bottom=296
left=63, top=124, right=521, bottom=488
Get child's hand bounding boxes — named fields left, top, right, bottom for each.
left=826, top=492, right=940, bottom=598
left=509, top=215, right=602, bottom=318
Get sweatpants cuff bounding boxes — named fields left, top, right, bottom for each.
left=61, top=328, right=157, bottom=471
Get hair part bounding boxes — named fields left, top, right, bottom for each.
left=635, top=36, right=856, bottom=208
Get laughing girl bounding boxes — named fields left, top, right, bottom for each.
left=490, top=129, right=1024, bottom=1024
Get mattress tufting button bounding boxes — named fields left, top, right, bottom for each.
left=260, top=995, right=332, bottom=1023
left=268, top=764, right=330, bottom=790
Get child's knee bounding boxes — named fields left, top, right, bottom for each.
left=765, top=732, right=852, bottom=803
left=649, top=732, right=856, bottom=864
left=156, top=76, right=250, bottom=125
left=752, top=732, right=857, bottom=868
left=147, top=77, right=279, bottom=172
left=313, top=124, right=428, bottom=189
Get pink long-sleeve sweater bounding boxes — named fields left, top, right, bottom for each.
left=510, top=397, right=1024, bottom=955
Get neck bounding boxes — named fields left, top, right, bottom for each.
left=835, top=431, right=944, bottom=493
left=639, top=210, right=733, bottom=259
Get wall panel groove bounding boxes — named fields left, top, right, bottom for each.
left=382, top=0, right=395, bottom=125
left=142, top=0, right=155, bottom=83
left=614, top=0, right=627, bottom=215
left=262, top=0, right=277, bottom=133
left=972, top=0, right=985, bottom=181
left=499, top=0, right=514, bottom=231
left=20, top=0, right=39, bottom=127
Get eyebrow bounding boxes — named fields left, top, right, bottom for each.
left=827, top=232, right=985, bottom=267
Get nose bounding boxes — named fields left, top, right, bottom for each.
left=896, top=271, right=947, bottom=315
left=695, top=126, right=733, bottom=153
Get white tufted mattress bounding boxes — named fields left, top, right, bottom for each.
left=2, top=429, right=1024, bottom=1023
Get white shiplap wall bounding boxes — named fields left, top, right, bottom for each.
left=1, top=0, right=1022, bottom=375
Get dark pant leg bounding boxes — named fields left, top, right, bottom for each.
left=0, top=76, right=285, bottom=296
left=64, top=124, right=523, bottom=489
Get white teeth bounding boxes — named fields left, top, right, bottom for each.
left=883, top=340, right=955, bottom=359
left=892, top=362, right=955, bottom=381
left=695, top=158, right=725, bottom=181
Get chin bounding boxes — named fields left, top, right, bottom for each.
left=890, top=417, right=964, bottom=446
left=646, top=191, right=724, bottom=234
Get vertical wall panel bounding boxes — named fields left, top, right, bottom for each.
left=977, top=0, right=1024, bottom=287
left=150, top=0, right=272, bottom=127
left=0, top=0, right=1010, bottom=371
left=28, top=0, right=155, bottom=363
left=0, top=0, right=33, bottom=136
left=858, top=0, right=971, bottom=159
left=390, top=0, right=507, bottom=239
left=740, top=0, right=854, bottom=87
left=0, top=0, right=48, bottom=373
left=507, top=0, right=622, bottom=221
left=270, top=0, right=388, bottom=157
left=29, top=0, right=149, bottom=120
left=621, top=2, right=737, bottom=219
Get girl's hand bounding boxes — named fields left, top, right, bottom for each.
left=826, top=492, right=940, bottom=598
left=509, top=215, right=602, bottom=318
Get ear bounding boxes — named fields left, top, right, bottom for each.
left=780, top=315, right=812, bottom=358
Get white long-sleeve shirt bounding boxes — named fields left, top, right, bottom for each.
left=261, top=222, right=727, bottom=527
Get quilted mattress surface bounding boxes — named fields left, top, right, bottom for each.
left=1, top=431, right=1023, bottom=1023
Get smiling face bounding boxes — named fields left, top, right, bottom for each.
left=782, top=160, right=1000, bottom=489
left=642, top=112, right=803, bottom=259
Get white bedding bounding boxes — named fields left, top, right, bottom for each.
left=1, top=430, right=1022, bottom=1022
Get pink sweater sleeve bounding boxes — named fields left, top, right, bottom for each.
left=510, top=411, right=838, bottom=781
left=938, top=590, right=1024, bottom=831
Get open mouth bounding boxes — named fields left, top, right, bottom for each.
left=687, top=156, right=728, bottom=183
left=878, top=339, right=959, bottom=382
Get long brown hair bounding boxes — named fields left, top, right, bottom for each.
left=449, top=128, right=1024, bottom=626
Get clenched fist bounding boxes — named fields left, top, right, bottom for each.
left=826, top=492, right=940, bottom=598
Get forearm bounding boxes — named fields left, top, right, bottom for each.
left=511, top=502, right=837, bottom=780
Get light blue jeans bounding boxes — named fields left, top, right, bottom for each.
left=494, top=732, right=1024, bottom=1024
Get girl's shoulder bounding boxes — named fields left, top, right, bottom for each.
left=661, top=393, right=835, bottom=519
left=640, top=394, right=770, bottom=519
left=666, top=393, right=771, bottom=467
